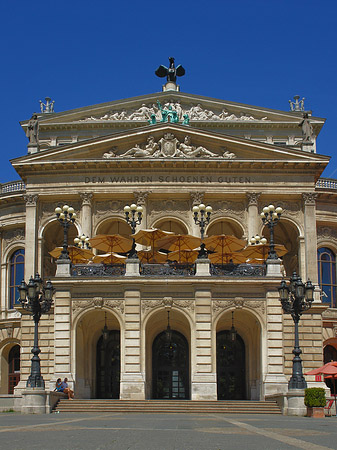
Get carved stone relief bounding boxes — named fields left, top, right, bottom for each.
left=211, top=200, right=246, bottom=221
left=94, top=201, right=124, bottom=220
left=72, top=297, right=124, bottom=316
left=23, top=194, right=38, bottom=206
left=212, top=298, right=265, bottom=316
left=80, top=192, right=93, bottom=206
left=275, top=201, right=302, bottom=218
left=247, top=193, right=261, bottom=207
left=302, top=193, right=318, bottom=206
left=133, top=191, right=151, bottom=206
left=141, top=298, right=194, bottom=315
left=190, top=192, right=205, bottom=206
left=80, top=101, right=269, bottom=123
left=317, top=226, right=337, bottom=243
left=3, top=228, right=25, bottom=248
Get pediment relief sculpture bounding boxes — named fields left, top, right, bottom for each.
left=103, top=134, right=236, bottom=159
left=81, top=101, right=269, bottom=123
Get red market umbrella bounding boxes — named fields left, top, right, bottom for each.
left=306, top=361, right=337, bottom=415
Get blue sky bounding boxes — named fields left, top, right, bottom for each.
left=1, top=0, right=336, bottom=183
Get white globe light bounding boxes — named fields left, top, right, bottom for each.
left=62, top=204, right=69, bottom=212
left=199, top=203, right=206, bottom=211
left=130, top=203, right=137, bottom=210
left=263, top=206, right=269, bottom=214
left=268, top=204, right=275, bottom=212
left=124, top=205, right=131, bottom=212
left=193, top=206, right=199, bottom=213
left=205, top=205, right=213, bottom=213
left=68, top=207, right=74, bottom=215
left=136, top=206, right=143, bottom=213
left=55, top=207, right=62, bottom=214
left=275, top=206, right=283, bottom=214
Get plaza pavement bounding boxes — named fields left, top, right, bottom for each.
left=0, top=412, right=336, bottom=450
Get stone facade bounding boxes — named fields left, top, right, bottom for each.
left=0, top=88, right=336, bottom=405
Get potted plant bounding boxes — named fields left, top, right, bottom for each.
left=304, top=387, right=326, bottom=418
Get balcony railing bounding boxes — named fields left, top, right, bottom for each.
left=210, top=263, right=266, bottom=277
left=141, top=263, right=195, bottom=277
left=0, top=180, right=25, bottom=195
left=72, top=263, right=125, bottom=277
left=316, top=178, right=337, bottom=191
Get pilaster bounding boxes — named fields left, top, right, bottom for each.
left=190, top=192, right=204, bottom=236
left=23, top=194, right=38, bottom=279
left=79, top=192, right=93, bottom=237
left=192, top=289, right=217, bottom=400
left=246, top=192, right=261, bottom=239
left=120, top=289, right=144, bottom=399
left=133, top=191, right=150, bottom=230
left=54, top=290, right=72, bottom=380
left=302, top=193, right=318, bottom=283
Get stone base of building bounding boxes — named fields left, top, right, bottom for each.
left=286, top=389, right=306, bottom=416
left=21, top=388, right=49, bottom=414
left=120, top=373, right=145, bottom=399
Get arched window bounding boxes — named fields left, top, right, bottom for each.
left=317, top=247, right=336, bottom=308
left=9, top=249, right=25, bottom=309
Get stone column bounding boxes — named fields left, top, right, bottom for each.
left=23, top=194, right=39, bottom=279
left=263, top=291, right=288, bottom=396
left=79, top=192, right=93, bottom=237
left=120, top=289, right=145, bottom=399
left=133, top=191, right=150, bottom=230
left=297, top=236, right=306, bottom=278
left=54, top=290, right=72, bottom=384
left=191, top=289, right=217, bottom=400
left=246, top=193, right=261, bottom=240
left=302, top=193, right=318, bottom=283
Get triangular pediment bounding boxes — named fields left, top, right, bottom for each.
left=12, top=123, right=329, bottom=179
left=20, top=91, right=325, bottom=132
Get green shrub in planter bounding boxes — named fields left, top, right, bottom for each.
left=304, top=388, right=326, bottom=407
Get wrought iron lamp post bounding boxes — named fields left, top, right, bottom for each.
left=260, top=204, right=283, bottom=259
left=74, top=234, right=91, bottom=249
left=124, top=203, right=143, bottom=258
left=55, top=204, right=76, bottom=260
left=278, top=272, right=314, bottom=389
left=18, top=274, right=54, bottom=388
left=193, top=203, right=212, bottom=258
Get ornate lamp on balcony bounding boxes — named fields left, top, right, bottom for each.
left=55, top=204, right=76, bottom=260
left=124, top=203, right=143, bottom=258
left=260, top=204, right=283, bottom=260
left=278, top=272, right=314, bottom=389
left=193, top=203, right=212, bottom=258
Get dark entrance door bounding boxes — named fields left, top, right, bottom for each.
left=216, top=331, right=246, bottom=400
left=152, top=330, right=189, bottom=399
left=96, top=330, right=120, bottom=398
left=8, top=345, right=20, bottom=394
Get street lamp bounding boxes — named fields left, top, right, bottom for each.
left=193, top=203, right=212, bottom=258
left=278, top=272, right=314, bottom=389
left=124, top=203, right=143, bottom=258
left=74, top=234, right=91, bottom=249
left=55, top=204, right=76, bottom=260
left=18, top=274, right=54, bottom=388
left=249, top=235, right=267, bottom=245
left=260, top=204, right=283, bottom=259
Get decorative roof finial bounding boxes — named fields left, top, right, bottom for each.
left=289, top=95, right=305, bottom=112
left=39, top=97, right=55, bottom=113
left=155, top=57, right=185, bottom=92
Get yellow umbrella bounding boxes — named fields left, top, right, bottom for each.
left=240, top=243, right=288, bottom=261
left=49, top=246, right=94, bottom=263
left=92, top=253, right=127, bottom=264
left=156, top=234, right=201, bottom=252
left=89, top=234, right=132, bottom=254
left=167, top=249, right=199, bottom=264
left=203, top=234, right=246, bottom=253
left=137, top=250, right=168, bottom=264
left=133, top=228, right=174, bottom=247
left=208, top=251, right=247, bottom=265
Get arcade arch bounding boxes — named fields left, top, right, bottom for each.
left=75, top=308, right=121, bottom=398
left=144, top=307, right=191, bottom=399
left=207, top=219, right=245, bottom=239
left=153, top=218, right=188, bottom=235
left=95, top=219, right=131, bottom=238
left=0, top=342, right=20, bottom=394
left=214, top=308, right=262, bottom=400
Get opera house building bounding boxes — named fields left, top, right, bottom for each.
left=0, top=68, right=336, bottom=414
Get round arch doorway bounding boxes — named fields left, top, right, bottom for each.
left=152, top=330, right=189, bottom=399
left=96, top=330, right=120, bottom=399
left=216, top=331, right=246, bottom=400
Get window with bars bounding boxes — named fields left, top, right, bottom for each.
left=317, top=247, right=336, bottom=308
left=9, top=249, right=25, bottom=309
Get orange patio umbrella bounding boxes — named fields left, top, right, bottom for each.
left=156, top=234, right=201, bottom=263
left=49, top=246, right=94, bottom=264
left=137, top=249, right=168, bottom=264
left=203, top=234, right=246, bottom=253
left=208, top=251, right=247, bottom=265
left=240, top=243, right=288, bottom=261
left=167, top=249, right=199, bottom=264
left=89, top=234, right=132, bottom=254
left=92, top=253, right=127, bottom=264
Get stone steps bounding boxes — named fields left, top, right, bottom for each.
left=55, top=399, right=282, bottom=414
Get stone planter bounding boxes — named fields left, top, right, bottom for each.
left=306, top=407, right=325, bottom=418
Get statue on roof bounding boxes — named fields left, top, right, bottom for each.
left=26, top=114, right=39, bottom=144
left=155, top=57, right=185, bottom=83
left=299, top=112, right=314, bottom=142
left=39, top=97, right=55, bottom=113
left=289, top=95, right=305, bottom=112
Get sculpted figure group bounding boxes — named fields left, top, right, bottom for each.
left=82, top=101, right=268, bottom=122
left=113, top=134, right=236, bottom=159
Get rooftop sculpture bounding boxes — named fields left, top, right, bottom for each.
left=155, top=57, right=185, bottom=83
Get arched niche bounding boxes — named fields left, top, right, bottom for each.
left=0, top=342, right=20, bottom=394
left=95, top=219, right=132, bottom=238
left=144, top=308, right=191, bottom=399
left=207, top=219, right=245, bottom=239
left=215, top=308, right=262, bottom=400
left=75, top=309, right=120, bottom=398
left=42, top=220, right=79, bottom=277
left=262, top=218, right=300, bottom=276
left=153, top=218, right=188, bottom=235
